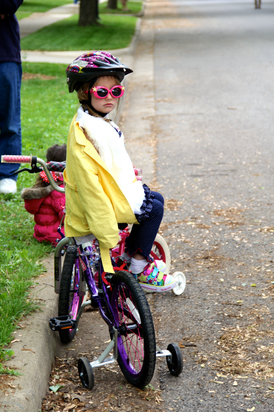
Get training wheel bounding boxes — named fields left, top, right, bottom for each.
left=172, top=271, right=186, bottom=295
left=166, top=343, right=183, bottom=376
left=78, top=357, right=94, bottom=390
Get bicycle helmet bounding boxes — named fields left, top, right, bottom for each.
left=66, top=51, right=133, bottom=93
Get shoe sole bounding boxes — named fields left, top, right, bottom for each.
left=139, top=280, right=177, bottom=293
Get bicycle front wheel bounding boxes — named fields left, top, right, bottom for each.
left=110, top=271, right=156, bottom=388
left=58, top=246, right=84, bottom=343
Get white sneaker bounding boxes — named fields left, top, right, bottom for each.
left=0, top=179, right=17, bottom=194
left=135, top=262, right=177, bottom=293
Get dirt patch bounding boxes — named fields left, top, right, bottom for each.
left=0, top=375, right=14, bottom=393
left=22, top=73, right=57, bottom=81
left=211, top=207, right=247, bottom=227
left=42, top=355, right=164, bottom=412
left=41, top=303, right=165, bottom=412
left=211, top=324, right=274, bottom=378
left=165, top=198, right=184, bottom=211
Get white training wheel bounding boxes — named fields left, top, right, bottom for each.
left=172, top=272, right=186, bottom=295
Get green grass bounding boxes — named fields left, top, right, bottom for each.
left=21, top=14, right=137, bottom=51
left=0, top=62, right=78, bottom=374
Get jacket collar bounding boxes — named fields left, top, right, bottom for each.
left=73, top=115, right=113, bottom=175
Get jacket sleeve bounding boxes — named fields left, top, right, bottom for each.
left=24, top=198, right=44, bottom=215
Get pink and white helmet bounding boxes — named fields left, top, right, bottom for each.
left=66, top=51, right=133, bottom=92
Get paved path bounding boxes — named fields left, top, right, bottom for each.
left=19, top=3, right=80, bottom=38
left=143, top=0, right=274, bottom=410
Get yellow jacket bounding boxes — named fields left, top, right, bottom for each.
left=64, top=114, right=138, bottom=273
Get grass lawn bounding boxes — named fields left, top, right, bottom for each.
left=21, top=14, right=138, bottom=51
left=0, top=63, right=78, bottom=374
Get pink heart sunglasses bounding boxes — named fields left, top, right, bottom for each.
left=85, top=85, right=125, bottom=99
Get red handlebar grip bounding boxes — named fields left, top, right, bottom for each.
left=1, top=155, right=32, bottom=163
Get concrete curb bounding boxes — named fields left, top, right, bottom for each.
left=0, top=257, right=61, bottom=412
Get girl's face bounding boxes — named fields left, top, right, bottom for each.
left=91, top=76, right=121, bottom=114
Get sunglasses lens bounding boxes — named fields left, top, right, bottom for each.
left=111, top=86, right=122, bottom=97
left=96, top=88, right=108, bottom=98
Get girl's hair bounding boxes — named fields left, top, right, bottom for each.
left=77, top=76, right=121, bottom=118
left=33, top=144, right=67, bottom=188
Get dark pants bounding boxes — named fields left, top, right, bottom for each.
left=0, top=62, right=22, bottom=181
left=126, top=191, right=164, bottom=258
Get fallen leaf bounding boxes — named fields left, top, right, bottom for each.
left=49, top=384, right=63, bottom=393
left=11, top=339, right=21, bottom=344
left=21, top=347, right=35, bottom=354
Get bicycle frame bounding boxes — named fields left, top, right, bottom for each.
left=55, top=235, right=118, bottom=329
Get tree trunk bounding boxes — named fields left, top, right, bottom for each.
left=78, top=0, right=99, bottom=26
left=107, top=0, right=118, bottom=10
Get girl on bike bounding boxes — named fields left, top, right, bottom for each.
left=64, top=51, right=176, bottom=292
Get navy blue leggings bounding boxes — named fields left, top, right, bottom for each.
left=125, top=191, right=164, bottom=259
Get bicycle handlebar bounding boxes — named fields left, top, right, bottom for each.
left=1, top=155, right=33, bottom=164
left=1, top=155, right=65, bottom=193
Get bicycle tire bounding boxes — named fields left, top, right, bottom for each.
left=58, top=245, right=84, bottom=343
left=151, top=234, right=171, bottom=274
left=110, top=271, right=156, bottom=388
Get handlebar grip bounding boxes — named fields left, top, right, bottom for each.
left=1, top=155, right=32, bottom=163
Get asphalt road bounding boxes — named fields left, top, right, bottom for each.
left=149, top=0, right=274, bottom=410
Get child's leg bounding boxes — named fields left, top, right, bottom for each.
left=125, top=192, right=176, bottom=292
left=125, top=191, right=164, bottom=262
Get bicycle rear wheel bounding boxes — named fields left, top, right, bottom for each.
left=58, top=246, right=84, bottom=343
left=110, top=271, right=156, bottom=388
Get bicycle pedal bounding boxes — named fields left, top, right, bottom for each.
left=49, top=315, right=76, bottom=331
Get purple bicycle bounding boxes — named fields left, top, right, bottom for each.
left=2, top=155, right=183, bottom=390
